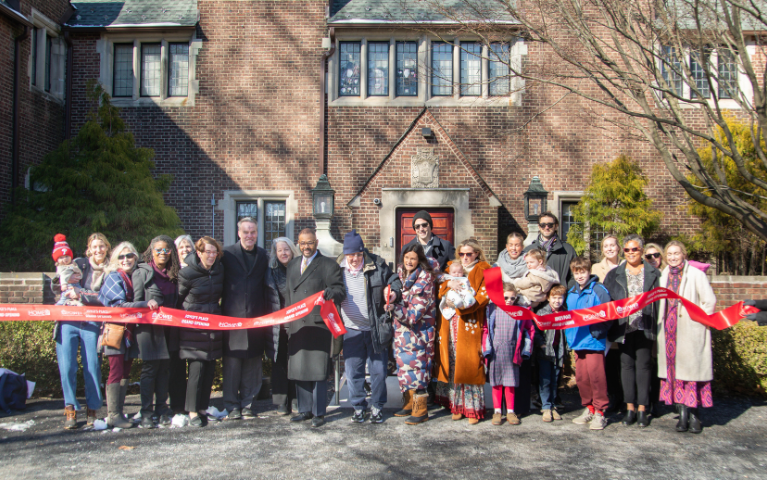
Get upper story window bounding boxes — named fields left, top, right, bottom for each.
left=396, top=41, right=418, bottom=96
left=718, top=50, right=737, bottom=99
left=690, top=49, right=711, bottom=98
left=339, top=41, right=361, bottom=96
left=431, top=42, right=453, bottom=96
left=659, top=45, right=739, bottom=102
left=28, top=11, right=67, bottom=102
left=368, top=42, right=389, bottom=96
left=489, top=43, right=510, bottom=96
left=460, top=42, right=482, bottom=96
left=660, top=46, right=683, bottom=97
left=169, top=43, right=190, bottom=97
left=113, top=44, right=134, bottom=97
left=31, top=28, right=37, bottom=87
left=140, top=44, right=162, bottom=97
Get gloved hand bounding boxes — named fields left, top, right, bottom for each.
left=744, top=299, right=767, bottom=310
left=323, top=288, right=334, bottom=301
left=745, top=311, right=767, bottom=326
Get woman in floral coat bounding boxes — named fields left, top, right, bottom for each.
left=392, top=243, right=439, bottom=425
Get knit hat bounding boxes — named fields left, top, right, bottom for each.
left=52, top=234, right=73, bottom=263
left=343, top=229, right=365, bottom=255
left=412, top=210, right=433, bottom=230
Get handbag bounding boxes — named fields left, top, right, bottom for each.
left=102, top=323, right=126, bottom=349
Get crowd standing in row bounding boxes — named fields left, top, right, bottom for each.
left=48, top=210, right=757, bottom=433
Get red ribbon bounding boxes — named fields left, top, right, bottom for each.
left=484, top=267, right=755, bottom=331
left=0, top=291, right=347, bottom=338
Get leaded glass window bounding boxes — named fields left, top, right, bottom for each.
left=718, top=49, right=738, bottom=99
left=489, top=42, right=510, bottom=96
left=113, top=44, right=134, bottom=97
left=168, top=43, right=189, bottom=97
left=690, top=49, right=710, bottom=98
left=368, top=42, right=389, bottom=96
left=339, top=42, right=361, bottom=96
left=460, top=42, right=481, bottom=96
left=264, top=201, right=287, bottom=245
left=660, top=46, right=683, bottom=97
left=431, top=42, right=453, bottom=96
left=236, top=202, right=258, bottom=240
left=141, top=43, right=161, bottom=97
left=396, top=41, right=417, bottom=96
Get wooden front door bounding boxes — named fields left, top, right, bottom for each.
left=396, top=208, right=455, bottom=260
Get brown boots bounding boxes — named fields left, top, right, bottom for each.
left=394, top=390, right=413, bottom=417
left=64, top=405, right=77, bottom=429
left=405, top=392, right=429, bottom=425
left=106, top=383, right=133, bottom=429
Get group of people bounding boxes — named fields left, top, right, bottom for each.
left=47, top=210, right=763, bottom=433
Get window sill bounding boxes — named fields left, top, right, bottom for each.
left=330, top=95, right=512, bottom=108
left=110, top=96, right=193, bottom=107
left=30, top=85, right=65, bottom=105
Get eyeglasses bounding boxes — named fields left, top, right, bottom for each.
left=118, top=253, right=136, bottom=260
left=458, top=252, right=476, bottom=257
left=154, top=248, right=171, bottom=254
left=414, top=223, right=430, bottom=230
left=624, top=247, right=641, bottom=253
left=298, top=241, right=316, bottom=247
left=645, top=252, right=661, bottom=259
left=539, top=222, right=555, bottom=229
left=503, top=295, right=516, bottom=302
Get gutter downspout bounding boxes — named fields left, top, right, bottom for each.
left=11, top=25, right=29, bottom=204
left=319, top=27, right=335, bottom=176
left=64, top=31, right=73, bottom=140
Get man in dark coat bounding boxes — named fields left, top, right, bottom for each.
left=400, top=210, right=454, bottom=271
left=220, top=217, right=271, bottom=420
left=524, top=212, right=577, bottom=289
left=286, top=228, right=346, bottom=427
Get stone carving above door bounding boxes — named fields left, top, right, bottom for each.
left=411, top=148, right=439, bottom=188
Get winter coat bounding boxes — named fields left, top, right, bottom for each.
left=97, top=270, right=146, bottom=356
left=221, top=242, right=271, bottom=359
left=604, top=260, right=660, bottom=343
left=512, top=266, right=560, bottom=307
left=657, top=262, right=716, bottom=382
left=591, top=258, right=622, bottom=283
left=524, top=237, right=577, bottom=288
left=129, top=262, right=179, bottom=361
left=285, top=252, right=346, bottom=382
left=534, top=303, right=566, bottom=367
left=178, top=251, right=225, bottom=361
left=401, top=235, right=455, bottom=272
left=434, top=261, right=491, bottom=386
left=564, top=275, right=613, bottom=351
left=482, top=303, right=535, bottom=366
left=267, top=262, right=289, bottom=363
left=335, top=251, right=403, bottom=354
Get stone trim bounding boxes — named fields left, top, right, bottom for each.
left=218, top=190, right=297, bottom=248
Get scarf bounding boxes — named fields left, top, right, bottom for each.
left=496, top=249, right=528, bottom=281
left=151, top=261, right=177, bottom=298
left=462, top=259, right=479, bottom=273
left=538, top=232, right=558, bottom=253
left=342, top=257, right=364, bottom=277
left=89, top=256, right=106, bottom=291
left=403, top=266, right=423, bottom=290
left=667, top=261, right=685, bottom=310
left=117, top=270, right=134, bottom=302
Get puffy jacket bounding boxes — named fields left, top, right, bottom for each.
left=178, top=251, right=225, bottom=361
left=564, top=274, right=612, bottom=351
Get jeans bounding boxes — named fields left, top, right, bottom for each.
left=296, top=380, right=327, bottom=417
left=55, top=321, right=103, bottom=410
left=222, top=356, right=262, bottom=411
left=343, top=328, right=388, bottom=412
left=538, top=358, right=561, bottom=410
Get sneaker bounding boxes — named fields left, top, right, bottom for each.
left=139, top=415, right=155, bottom=429
left=370, top=409, right=384, bottom=424
left=158, top=414, right=172, bottom=427
left=227, top=408, right=243, bottom=420
left=351, top=410, right=366, bottom=423
left=491, top=413, right=503, bottom=426
left=189, top=415, right=205, bottom=428
left=506, top=412, right=520, bottom=425
left=552, top=409, right=562, bottom=421
left=542, top=410, right=553, bottom=423
left=573, top=409, right=594, bottom=425
left=86, top=409, right=98, bottom=427
left=241, top=408, right=255, bottom=419
left=590, top=413, right=607, bottom=430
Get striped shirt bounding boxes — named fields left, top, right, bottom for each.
left=340, top=268, right=370, bottom=331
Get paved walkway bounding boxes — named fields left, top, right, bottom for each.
left=0, top=391, right=765, bottom=479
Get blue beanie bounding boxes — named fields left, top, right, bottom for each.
left=343, top=229, right=365, bottom=255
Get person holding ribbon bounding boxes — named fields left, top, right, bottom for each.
left=435, top=239, right=491, bottom=425
left=131, top=235, right=181, bottom=428
left=55, top=232, right=110, bottom=429
left=178, top=236, right=225, bottom=427
left=656, top=240, right=716, bottom=434
left=604, top=234, right=660, bottom=428
left=392, top=243, right=438, bottom=425
left=98, top=241, right=159, bottom=429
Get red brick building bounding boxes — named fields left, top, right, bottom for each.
left=2, top=0, right=744, bottom=263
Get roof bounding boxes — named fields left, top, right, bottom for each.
left=0, top=0, right=32, bottom=26
left=329, top=0, right=516, bottom=25
left=65, top=0, right=198, bottom=28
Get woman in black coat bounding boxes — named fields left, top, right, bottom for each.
left=266, top=237, right=301, bottom=415
left=604, top=234, right=661, bottom=428
left=178, top=236, right=225, bottom=427
left=130, top=235, right=181, bottom=428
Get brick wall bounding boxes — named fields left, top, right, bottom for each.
left=710, top=276, right=767, bottom=311
left=0, top=272, right=54, bottom=305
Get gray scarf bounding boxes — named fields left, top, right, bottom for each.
left=495, top=250, right=528, bottom=282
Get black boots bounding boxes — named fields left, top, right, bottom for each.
left=689, top=408, right=702, bottom=434
left=636, top=410, right=650, bottom=428
left=676, top=404, right=689, bottom=432
left=621, top=410, right=636, bottom=426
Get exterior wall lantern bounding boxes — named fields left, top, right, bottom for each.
left=523, top=176, right=548, bottom=246
left=311, top=174, right=335, bottom=220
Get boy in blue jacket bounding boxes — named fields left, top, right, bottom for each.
left=564, top=257, right=613, bottom=430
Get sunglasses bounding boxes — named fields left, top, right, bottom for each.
left=624, top=247, right=641, bottom=253
left=414, top=223, right=430, bottom=230
left=458, top=252, right=476, bottom=257
left=645, top=252, right=661, bottom=259
left=118, top=253, right=137, bottom=260
left=154, top=248, right=171, bottom=254
left=539, top=222, right=555, bottom=229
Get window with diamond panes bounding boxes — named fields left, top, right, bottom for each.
left=690, top=49, right=710, bottom=98
left=396, top=42, right=417, bottom=96
left=236, top=202, right=258, bottom=239
left=431, top=42, right=453, bottom=96
left=113, top=44, right=134, bottom=97
left=718, top=49, right=738, bottom=99
left=141, top=44, right=161, bottom=97
left=460, top=42, right=481, bottom=96
left=661, top=46, right=683, bottom=98
left=489, top=42, right=510, bottom=96
left=264, top=201, right=287, bottom=245
left=368, top=42, right=389, bottom=96
left=168, top=43, right=189, bottom=97
left=339, top=42, right=361, bottom=96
